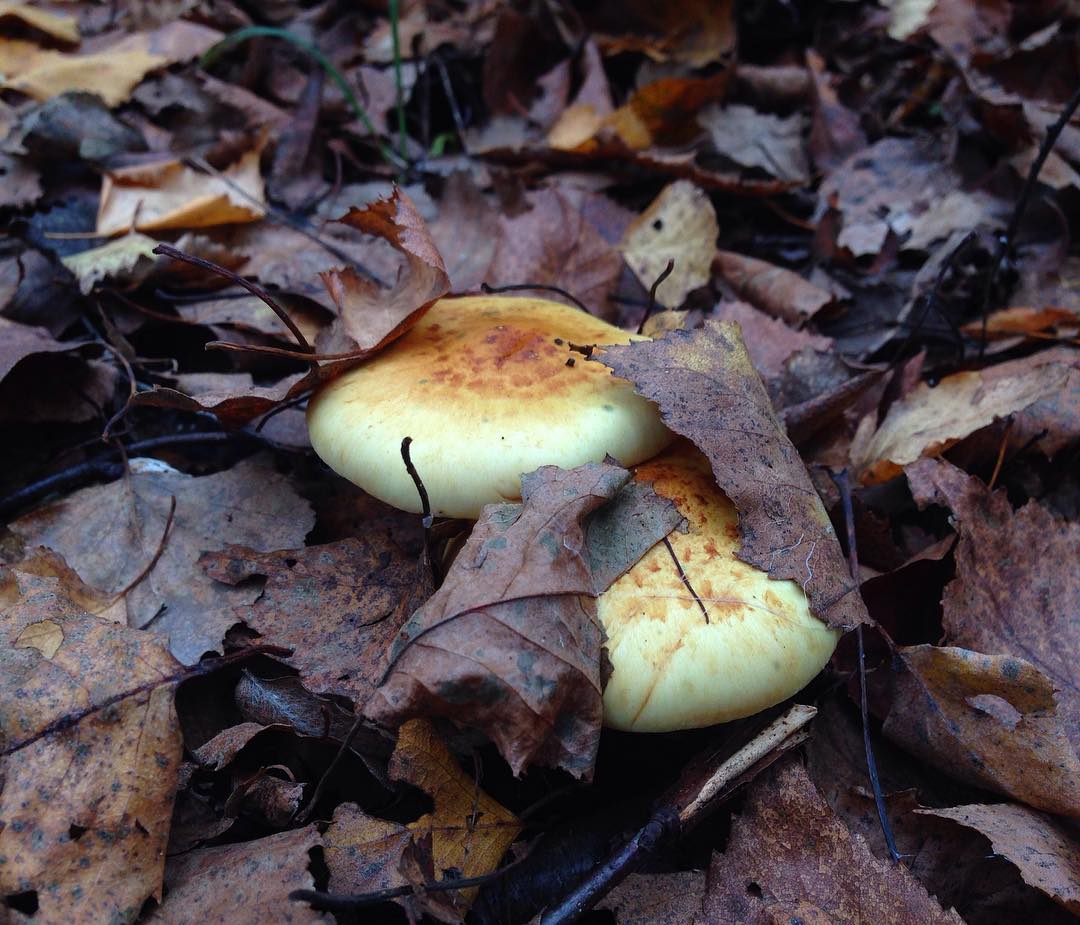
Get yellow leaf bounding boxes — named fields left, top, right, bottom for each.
left=390, top=719, right=521, bottom=905
left=0, top=2, right=79, bottom=44
left=62, top=232, right=160, bottom=293
left=96, top=148, right=266, bottom=236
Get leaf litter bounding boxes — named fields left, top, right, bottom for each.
left=1, top=1, right=1079, bottom=923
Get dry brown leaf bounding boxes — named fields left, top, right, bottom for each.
left=428, top=171, right=499, bottom=292
left=918, top=803, right=1080, bottom=914
left=852, top=349, right=1080, bottom=484
left=1, top=20, right=221, bottom=105
left=368, top=462, right=683, bottom=778
left=323, top=802, right=413, bottom=896
left=714, top=250, right=834, bottom=324
left=156, top=825, right=327, bottom=924
left=961, top=306, right=1078, bottom=339
left=484, top=185, right=624, bottom=314
left=587, top=0, right=735, bottom=68
left=0, top=566, right=181, bottom=924
left=713, top=300, right=833, bottom=384
left=907, top=458, right=1080, bottom=749
left=596, top=321, right=868, bottom=629
left=61, top=232, right=159, bottom=293
left=12, top=546, right=126, bottom=624
left=699, top=103, right=809, bottom=182
left=703, top=757, right=964, bottom=924
left=390, top=719, right=522, bottom=908
left=175, top=293, right=328, bottom=345
left=96, top=148, right=266, bottom=236
left=599, top=871, right=706, bottom=924
left=316, top=187, right=450, bottom=355
left=605, top=73, right=730, bottom=150
left=200, top=538, right=432, bottom=705
left=806, top=48, right=867, bottom=173
left=11, top=455, right=315, bottom=664
left=620, top=181, right=717, bottom=308
left=880, top=645, right=1080, bottom=818
left=0, top=151, right=42, bottom=208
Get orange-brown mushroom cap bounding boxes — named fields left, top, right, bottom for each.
left=306, top=295, right=673, bottom=518
left=598, top=442, right=839, bottom=732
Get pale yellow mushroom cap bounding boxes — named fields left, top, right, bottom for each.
left=599, top=442, right=839, bottom=732
left=306, top=295, right=673, bottom=518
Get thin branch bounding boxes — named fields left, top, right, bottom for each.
left=290, top=867, right=514, bottom=912
left=636, top=258, right=675, bottom=335
left=204, top=340, right=369, bottom=362
left=480, top=281, right=589, bottom=313
left=401, top=436, right=441, bottom=586
left=662, top=536, right=709, bottom=624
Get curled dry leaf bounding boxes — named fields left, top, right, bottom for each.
left=907, top=458, right=1080, bottom=749
left=11, top=456, right=315, bottom=665
left=713, top=250, right=834, bottom=324
left=61, top=232, right=160, bottom=293
left=620, top=181, right=718, bottom=309
left=156, top=825, right=327, bottom=924
left=880, top=645, right=1080, bottom=818
left=596, top=321, right=868, bottom=629
left=852, top=348, right=1080, bottom=484
left=0, top=566, right=182, bottom=924
left=201, top=538, right=432, bottom=705
left=703, top=757, right=964, bottom=924
left=917, top=803, right=1080, bottom=914
left=368, top=462, right=684, bottom=778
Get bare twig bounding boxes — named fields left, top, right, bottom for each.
left=480, top=281, right=589, bottom=313
left=636, top=259, right=675, bottom=335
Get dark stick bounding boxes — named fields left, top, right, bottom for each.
left=831, top=468, right=901, bottom=863
left=0, top=644, right=292, bottom=757
left=636, top=259, right=675, bottom=335
left=480, top=282, right=589, bottom=313
left=292, top=712, right=369, bottom=825
left=290, top=867, right=513, bottom=911
left=401, top=436, right=441, bottom=585
left=662, top=536, right=710, bottom=623
left=978, top=85, right=1080, bottom=357
left=153, top=243, right=313, bottom=353
left=204, top=340, right=370, bottom=362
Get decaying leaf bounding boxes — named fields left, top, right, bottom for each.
left=699, top=103, right=809, bottom=182
left=713, top=300, right=833, bottom=385
left=0, top=3, right=79, bottom=44
left=880, top=645, right=1080, bottom=818
left=368, top=462, right=683, bottom=777
left=201, top=538, right=432, bottom=704
left=11, top=456, right=315, bottom=664
left=156, top=825, right=327, bottom=924
left=596, top=321, right=868, bottom=629
left=61, top=232, right=160, bottom=293
left=853, top=348, right=1080, bottom=483
left=96, top=147, right=266, bottom=236
left=917, top=803, right=1080, bottom=914
left=598, top=871, right=707, bottom=925
left=703, top=757, right=964, bottom=924
left=714, top=250, right=834, bottom=324
left=620, top=181, right=718, bottom=308
left=323, top=802, right=413, bottom=896
left=0, top=566, right=182, bottom=924
left=907, top=458, right=1080, bottom=749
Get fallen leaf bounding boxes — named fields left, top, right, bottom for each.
left=0, top=151, right=42, bottom=208
left=0, top=566, right=181, bottom=924
left=598, top=871, right=706, bottom=924
left=12, top=455, right=315, bottom=664
left=131, top=372, right=311, bottom=430
left=702, top=757, right=964, bottom=924
left=368, top=462, right=683, bottom=777
left=604, top=73, right=730, bottom=150
left=714, top=250, right=834, bottom=324
left=918, top=803, right=1080, bottom=914
left=484, top=185, right=624, bottom=315
left=806, top=48, right=867, bottom=173
left=323, top=802, right=412, bottom=895
left=880, top=645, right=1080, bottom=818
left=586, top=0, right=736, bottom=68
left=174, top=293, right=327, bottom=345
left=12, top=545, right=126, bottom=624
left=852, top=349, right=1080, bottom=483
left=1, top=20, right=221, bottom=106
left=316, top=187, right=450, bottom=355
left=201, top=538, right=431, bottom=705
left=428, top=171, right=499, bottom=291
left=904, top=190, right=1008, bottom=252
left=699, top=103, right=809, bottom=182
left=13, top=91, right=147, bottom=164
left=907, top=458, right=1080, bottom=749
left=390, top=718, right=522, bottom=907
left=961, top=306, right=1078, bottom=339
left=61, top=232, right=160, bottom=293
left=713, top=301, right=833, bottom=384
left=0, top=3, right=79, bottom=44
left=96, top=147, right=266, bottom=236
left=620, top=181, right=718, bottom=309
left=596, top=321, right=868, bottom=629
left=156, top=825, right=327, bottom=924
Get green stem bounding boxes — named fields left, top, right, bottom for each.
left=200, top=26, right=406, bottom=171
left=388, top=0, right=408, bottom=162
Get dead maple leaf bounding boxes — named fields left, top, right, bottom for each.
left=852, top=348, right=1080, bottom=484
left=713, top=250, right=834, bottom=325
left=96, top=147, right=266, bottom=236
left=879, top=645, right=1080, bottom=818
left=323, top=802, right=413, bottom=896
left=0, top=566, right=181, bottom=924
left=703, top=756, right=964, bottom=924
left=368, top=462, right=683, bottom=778
left=155, top=825, right=326, bottom=924
left=200, top=537, right=432, bottom=705
left=699, top=103, right=810, bottom=182
left=11, top=455, right=315, bottom=664
left=596, top=321, right=868, bottom=629
left=620, top=181, right=718, bottom=308
left=390, top=719, right=522, bottom=909
left=907, top=458, right=1080, bottom=749
left=917, top=803, right=1080, bottom=915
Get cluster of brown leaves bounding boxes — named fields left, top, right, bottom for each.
left=2, top=1, right=1079, bottom=924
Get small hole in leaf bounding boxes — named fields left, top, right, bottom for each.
left=284, top=557, right=298, bottom=568
left=746, top=881, right=763, bottom=898
left=652, top=219, right=663, bottom=231
left=5, top=891, right=39, bottom=914
left=68, top=823, right=88, bottom=841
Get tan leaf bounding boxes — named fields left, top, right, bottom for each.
left=324, top=803, right=412, bottom=896
left=0, top=3, right=79, bottom=44
left=714, top=250, right=833, bottom=324
left=620, top=181, right=718, bottom=308
left=61, top=232, right=159, bottom=293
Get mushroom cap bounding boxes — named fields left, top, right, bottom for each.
left=598, top=441, right=839, bottom=732
left=306, top=295, right=673, bottom=518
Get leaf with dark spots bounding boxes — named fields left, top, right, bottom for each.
left=367, top=462, right=683, bottom=778
left=595, top=321, right=868, bottom=629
